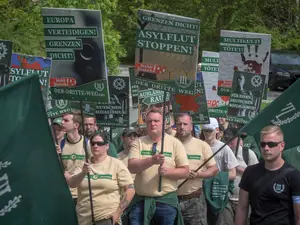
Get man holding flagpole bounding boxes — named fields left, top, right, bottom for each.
left=128, top=108, right=189, bottom=225
left=56, top=113, right=91, bottom=205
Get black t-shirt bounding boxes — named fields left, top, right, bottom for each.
left=239, top=161, right=300, bottom=225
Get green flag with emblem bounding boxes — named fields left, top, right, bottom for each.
left=0, top=74, right=78, bottom=225
left=239, top=78, right=300, bottom=150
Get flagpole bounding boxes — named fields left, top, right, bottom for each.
left=158, top=91, right=167, bottom=192
left=178, top=134, right=238, bottom=189
left=109, top=127, right=113, bottom=142
left=50, top=117, right=64, bottom=172
left=80, top=101, right=96, bottom=225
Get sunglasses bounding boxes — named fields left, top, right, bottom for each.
left=260, top=141, right=282, bottom=148
left=91, top=141, right=107, bottom=147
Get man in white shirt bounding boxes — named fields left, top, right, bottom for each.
left=202, top=117, right=239, bottom=225
left=222, top=128, right=258, bottom=225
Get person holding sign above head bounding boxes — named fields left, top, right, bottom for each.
left=68, top=131, right=135, bottom=225
left=128, top=108, right=189, bottom=225
left=176, top=113, right=218, bottom=225
left=235, top=125, right=300, bottom=225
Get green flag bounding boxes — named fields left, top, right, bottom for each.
left=0, top=75, right=78, bottom=225
left=240, top=78, right=300, bottom=150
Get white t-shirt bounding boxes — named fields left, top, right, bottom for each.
left=230, top=146, right=258, bottom=201
left=210, top=140, right=239, bottom=172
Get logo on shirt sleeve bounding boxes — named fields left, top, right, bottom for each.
left=273, top=183, right=285, bottom=193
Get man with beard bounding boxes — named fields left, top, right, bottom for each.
left=83, top=115, right=118, bottom=158
left=128, top=109, right=189, bottom=225
left=176, top=113, right=218, bottom=225
left=236, top=125, right=300, bottom=225
left=83, top=116, right=98, bottom=139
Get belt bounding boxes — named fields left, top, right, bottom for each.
left=178, top=188, right=202, bottom=201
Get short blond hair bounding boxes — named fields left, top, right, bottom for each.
left=260, top=125, right=284, bottom=139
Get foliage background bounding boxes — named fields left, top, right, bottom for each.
left=0, top=0, right=299, bottom=74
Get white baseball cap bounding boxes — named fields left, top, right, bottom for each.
left=202, top=117, right=219, bottom=131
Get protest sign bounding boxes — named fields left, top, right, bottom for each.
left=96, top=76, right=130, bottom=128
left=10, top=53, right=51, bottom=107
left=129, top=67, right=139, bottom=108
left=201, top=51, right=229, bottom=117
left=218, top=30, right=271, bottom=96
left=172, top=76, right=210, bottom=124
left=0, top=40, right=12, bottom=87
left=227, top=71, right=266, bottom=124
left=42, top=8, right=109, bottom=102
left=137, top=89, right=171, bottom=127
left=134, top=9, right=200, bottom=94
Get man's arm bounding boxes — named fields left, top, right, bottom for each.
left=110, top=184, right=135, bottom=224
left=229, top=167, right=237, bottom=180
left=197, top=164, right=218, bottom=178
left=159, top=165, right=189, bottom=179
left=293, top=199, right=300, bottom=225
left=236, top=166, right=245, bottom=175
left=128, top=154, right=164, bottom=174
left=235, top=189, right=249, bottom=225
left=225, top=146, right=238, bottom=180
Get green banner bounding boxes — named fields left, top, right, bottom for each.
left=227, top=71, right=266, bottom=124
left=42, top=8, right=109, bottom=102
left=240, top=78, right=300, bottom=150
left=96, top=76, right=130, bottom=128
left=0, top=74, right=78, bottom=225
left=0, top=40, right=13, bottom=87
left=46, top=99, right=79, bottom=118
left=134, top=9, right=200, bottom=94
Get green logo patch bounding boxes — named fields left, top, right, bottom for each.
left=61, top=154, right=85, bottom=161
left=141, top=150, right=152, bottom=156
left=163, top=152, right=172, bottom=157
left=86, top=173, right=112, bottom=180
left=187, top=154, right=201, bottom=160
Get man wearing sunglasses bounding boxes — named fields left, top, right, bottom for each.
left=128, top=108, right=189, bottom=225
left=236, top=125, right=300, bottom=225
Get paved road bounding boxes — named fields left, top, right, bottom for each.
left=117, top=64, right=283, bottom=124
